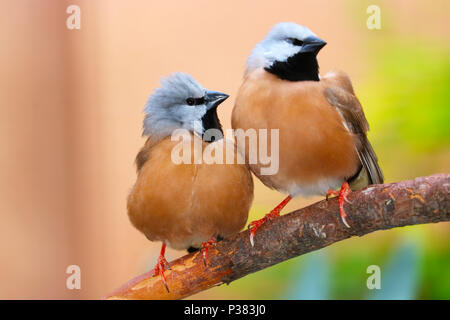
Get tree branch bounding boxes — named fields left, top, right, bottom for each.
left=105, top=174, right=449, bottom=300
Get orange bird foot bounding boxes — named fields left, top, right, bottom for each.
left=200, top=237, right=218, bottom=266
left=151, top=243, right=171, bottom=292
left=248, top=195, right=292, bottom=247
left=326, top=181, right=352, bottom=228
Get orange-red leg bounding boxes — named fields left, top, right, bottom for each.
left=248, top=195, right=292, bottom=246
left=327, top=182, right=352, bottom=228
left=151, top=243, right=171, bottom=292
left=200, top=237, right=218, bottom=266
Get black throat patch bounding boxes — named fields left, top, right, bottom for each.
left=265, top=52, right=320, bottom=81
left=201, top=108, right=223, bottom=143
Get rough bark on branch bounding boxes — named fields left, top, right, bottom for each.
left=105, top=174, right=449, bottom=300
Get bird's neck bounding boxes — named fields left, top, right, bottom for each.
left=201, top=107, right=223, bottom=143
left=265, top=52, right=320, bottom=81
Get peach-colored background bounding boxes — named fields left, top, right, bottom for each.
left=0, top=0, right=448, bottom=299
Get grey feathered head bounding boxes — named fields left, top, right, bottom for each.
left=247, top=22, right=326, bottom=74
left=143, top=73, right=228, bottom=141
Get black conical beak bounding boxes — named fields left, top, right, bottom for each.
left=205, top=90, right=229, bottom=110
left=301, top=35, right=327, bottom=54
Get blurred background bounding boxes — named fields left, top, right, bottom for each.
left=0, top=0, right=448, bottom=299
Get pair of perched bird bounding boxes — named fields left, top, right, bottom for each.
left=127, top=22, right=384, bottom=291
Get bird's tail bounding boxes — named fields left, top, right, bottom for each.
left=359, top=135, right=384, bottom=185
left=349, top=136, right=384, bottom=190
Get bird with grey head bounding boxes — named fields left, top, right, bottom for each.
left=233, top=22, right=383, bottom=246
left=143, top=73, right=229, bottom=142
left=128, top=72, right=254, bottom=292
left=246, top=22, right=327, bottom=81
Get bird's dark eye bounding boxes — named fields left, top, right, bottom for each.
left=186, top=97, right=205, bottom=106
left=287, top=38, right=304, bottom=46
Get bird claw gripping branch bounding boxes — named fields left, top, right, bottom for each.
left=327, top=182, right=352, bottom=228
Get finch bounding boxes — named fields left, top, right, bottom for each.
left=128, top=73, right=253, bottom=290
left=232, top=22, right=383, bottom=245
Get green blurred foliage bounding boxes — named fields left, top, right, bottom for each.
left=358, top=39, right=450, bottom=181
left=367, top=44, right=450, bottom=151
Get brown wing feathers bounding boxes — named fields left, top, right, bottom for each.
left=324, top=86, right=384, bottom=185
